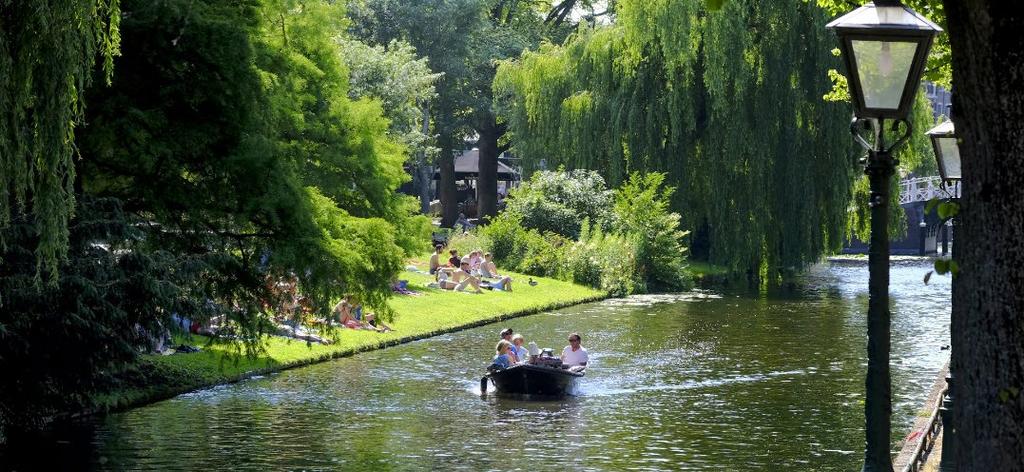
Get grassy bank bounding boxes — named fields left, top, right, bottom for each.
left=97, top=260, right=605, bottom=412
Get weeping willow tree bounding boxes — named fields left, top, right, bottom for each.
left=496, top=0, right=862, bottom=277
left=0, top=1, right=121, bottom=278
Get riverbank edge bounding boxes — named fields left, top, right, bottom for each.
left=892, top=361, right=950, bottom=470
left=76, top=291, right=611, bottom=420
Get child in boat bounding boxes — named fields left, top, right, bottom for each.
left=511, top=334, right=529, bottom=363
left=491, top=340, right=514, bottom=370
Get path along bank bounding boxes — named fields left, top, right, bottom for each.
left=92, top=261, right=605, bottom=416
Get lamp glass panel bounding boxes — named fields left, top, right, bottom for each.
left=937, top=136, right=961, bottom=180
left=851, top=39, right=919, bottom=109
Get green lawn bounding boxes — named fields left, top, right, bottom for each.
left=106, top=260, right=604, bottom=411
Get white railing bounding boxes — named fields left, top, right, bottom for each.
left=899, top=177, right=961, bottom=205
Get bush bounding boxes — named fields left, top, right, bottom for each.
left=612, top=173, right=691, bottom=292
left=516, top=231, right=569, bottom=278
left=480, top=212, right=526, bottom=265
left=446, top=231, right=488, bottom=258
left=505, top=169, right=614, bottom=238
left=480, top=213, right=566, bottom=277
left=482, top=171, right=691, bottom=295
left=563, top=221, right=642, bottom=296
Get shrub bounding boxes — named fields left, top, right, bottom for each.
left=612, top=172, right=691, bottom=292
left=563, top=221, right=642, bottom=296
left=446, top=231, right=488, bottom=258
left=505, top=169, right=614, bottom=238
left=480, top=212, right=526, bottom=266
left=482, top=171, right=692, bottom=295
left=516, top=231, right=569, bottom=278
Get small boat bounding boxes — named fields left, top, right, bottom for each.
left=482, top=363, right=585, bottom=397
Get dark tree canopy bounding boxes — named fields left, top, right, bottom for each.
left=0, top=0, right=121, bottom=278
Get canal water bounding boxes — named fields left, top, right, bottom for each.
left=18, top=261, right=949, bottom=471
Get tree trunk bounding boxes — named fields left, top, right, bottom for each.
left=476, top=118, right=500, bottom=222
left=944, top=2, right=1024, bottom=470
left=438, top=146, right=458, bottom=228
left=416, top=165, right=432, bottom=214
left=416, top=106, right=433, bottom=214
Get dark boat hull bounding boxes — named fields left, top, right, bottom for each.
left=487, top=364, right=584, bottom=397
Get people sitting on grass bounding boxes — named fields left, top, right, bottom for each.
left=448, top=249, right=460, bottom=268
left=453, top=261, right=484, bottom=293
left=435, top=269, right=458, bottom=290
left=429, top=244, right=444, bottom=275
left=468, top=250, right=483, bottom=272
left=334, top=295, right=365, bottom=330
left=363, top=312, right=393, bottom=332
left=456, top=212, right=475, bottom=233
left=479, top=253, right=513, bottom=291
left=480, top=253, right=500, bottom=278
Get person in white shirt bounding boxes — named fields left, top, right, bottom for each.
left=561, top=332, right=588, bottom=372
left=511, top=334, right=529, bottom=363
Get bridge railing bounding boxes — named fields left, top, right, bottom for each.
left=899, top=177, right=961, bottom=205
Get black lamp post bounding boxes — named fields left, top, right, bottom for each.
left=926, top=117, right=960, bottom=472
left=827, top=2, right=941, bottom=471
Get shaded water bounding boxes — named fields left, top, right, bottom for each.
left=12, top=261, right=950, bottom=470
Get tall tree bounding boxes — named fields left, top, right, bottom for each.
left=347, top=0, right=487, bottom=226
left=496, top=0, right=858, bottom=278
left=348, top=0, right=578, bottom=225
left=78, top=0, right=426, bottom=319
left=943, top=2, right=1024, bottom=469
left=816, top=1, right=1024, bottom=467
left=338, top=39, right=441, bottom=213
left=0, top=0, right=121, bottom=278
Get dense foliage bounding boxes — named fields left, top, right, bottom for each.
left=0, top=1, right=121, bottom=277
left=0, top=0, right=430, bottom=434
left=0, top=198, right=190, bottom=434
left=480, top=170, right=689, bottom=295
left=496, top=0, right=860, bottom=277
left=504, top=169, right=613, bottom=238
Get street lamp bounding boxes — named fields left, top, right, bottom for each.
left=926, top=117, right=960, bottom=472
left=827, top=2, right=942, bottom=471
left=927, top=119, right=961, bottom=183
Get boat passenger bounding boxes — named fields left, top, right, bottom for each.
left=561, top=332, right=588, bottom=372
left=499, top=328, right=517, bottom=363
left=491, top=340, right=514, bottom=370
left=511, top=334, right=529, bottom=363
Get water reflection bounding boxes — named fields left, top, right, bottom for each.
left=4, top=261, right=949, bottom=471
